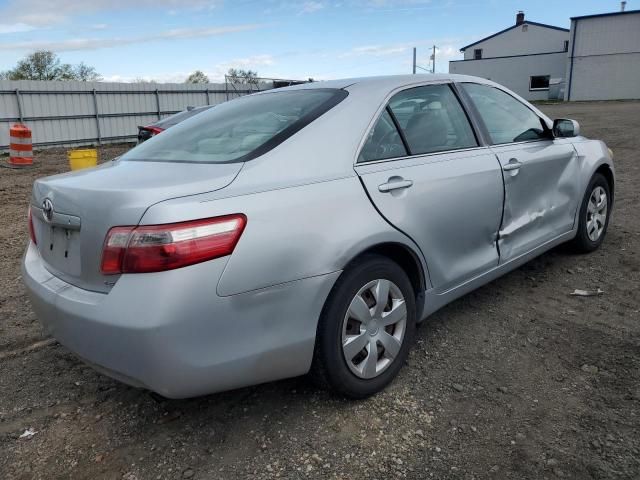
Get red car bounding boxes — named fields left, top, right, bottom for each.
left=137, top=105, right=214, bottom=143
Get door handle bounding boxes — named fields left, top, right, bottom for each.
left=378, top=179, right=413, bottom=193
left=502, top=159, right=523, bottom=171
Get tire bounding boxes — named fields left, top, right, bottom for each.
left=569, top=173, right=611, bottom=253
left=311, top=254, right=416, bottom=398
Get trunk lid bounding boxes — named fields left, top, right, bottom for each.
left=30, top=159, right=243, bottom=293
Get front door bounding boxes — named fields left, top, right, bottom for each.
left=356, top=83, right=504, bottom=291
left=460, top=83, right=580, bottom=261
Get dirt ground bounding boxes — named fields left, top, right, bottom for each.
left=0, top=101, right=639, bottom=480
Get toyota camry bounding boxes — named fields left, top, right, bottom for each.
left=23, top=74, right=614, bottom=398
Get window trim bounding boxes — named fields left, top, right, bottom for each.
left=529, top=75, right=551, bottom=91
left=356, top=82, right=483, bottom=165
left=473, top=48, right=483, bottom=60
left=386, top=106, right=411, bottom=156
left=458, top=82, right=554, bottom=146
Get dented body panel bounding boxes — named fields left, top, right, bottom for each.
left=356, top=147, right=503, bottom=291
left=492, top=139, right=580, bottom=261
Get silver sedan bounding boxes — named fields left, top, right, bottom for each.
left=23, top=74, right=614, bottom=398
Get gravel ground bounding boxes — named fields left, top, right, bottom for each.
left=1, top=101, right=639, bottom=480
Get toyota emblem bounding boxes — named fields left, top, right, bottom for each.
left=42, top=198, right=54, bottom=223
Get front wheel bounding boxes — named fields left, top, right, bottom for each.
left=570, top=173, right=611, bottom=253
left=311, top=255, right=416, bottom=398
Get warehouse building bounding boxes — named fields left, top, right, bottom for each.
left=565, top=9, right=640, bottom=100
left=449, top=12, right=570, bottom=100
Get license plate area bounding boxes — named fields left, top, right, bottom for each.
left=40, top=225, right=82, bottom=276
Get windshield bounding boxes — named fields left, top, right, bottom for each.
left=122, top=88, right=347, bottom=164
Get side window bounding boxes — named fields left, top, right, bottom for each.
left=388, top=84, right=477, bottom=156
left=358, top=109, right=407, bottom=162
left=461, top=83, right=549, bottom=144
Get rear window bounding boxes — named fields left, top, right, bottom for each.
left=152, top=106, right=213, bottom=130
left=122, top=89, right=347, bottom=164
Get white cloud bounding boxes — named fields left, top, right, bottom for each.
left=0, top=23, right=35, bottom=34
left=101, top=73, right=191, bottom=83
left=364, top=0, right=431, bottom=7
left=0, top=24, right=263, bottom=52
left=1, top=0, right=221, bottom=27
left=300, top=1, right=325, bottom=13
left=342, top=44, right=410, bottom=57
left=209, top=54, right=276, bottom=80
left=101, top=55, right=278, bottom=84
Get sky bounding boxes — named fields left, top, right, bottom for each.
left=0, top=0, right=631, bottom=83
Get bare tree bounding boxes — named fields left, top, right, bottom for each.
left=226, top=68, right=259, bottom=86
left=74, top=62, right=102, bottom=81
left=185, top=70, right=209, bottom=84
left=132, top=77, right=158, bottom=84
left=1, top=51, right=101, bottom=81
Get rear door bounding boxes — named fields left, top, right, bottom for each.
left=459, top=83, right=580, bottom=261
left=355, top=83, right=504, bottom=292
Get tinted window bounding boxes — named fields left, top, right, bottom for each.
left=388, top=84, right=477, bottom=156
left=122, top=89, right=346, bottom=164
left=358, top=109, right=407, bottom=162
left=153, top=106, right=213, bottom=129
left=461, top=83, right=548, bottom=144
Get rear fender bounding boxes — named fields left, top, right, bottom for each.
left=140, top=176, right=429, bottom=297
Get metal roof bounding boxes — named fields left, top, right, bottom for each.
left=571, top=9, right=640, bottom=20
left=459, top=21, right=569, bottom=51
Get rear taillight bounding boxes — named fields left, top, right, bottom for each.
left=28, top=207, right=37, bottom=245
left=101, top=214, right=246, bottom=274
left=147, top=126, right=163, bottom=136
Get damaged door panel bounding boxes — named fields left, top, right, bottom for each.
left=492, top=140, right=580, bottom=260
left=357, top=148, right=503, bottom=291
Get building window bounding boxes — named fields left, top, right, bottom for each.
left=529, top=75, right=550, bottom=91
left=522, top=24, right=528, bottom=32
left=474, top=49, right=482, bottom=60
left=564, top=40, right=569, bottom=52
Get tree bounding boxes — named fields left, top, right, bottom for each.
left=1, top=50, right=101, bottom=81
left=226, top=68, right=259, bottom=86
left=132, top=77, right=157, bottom=84
left=185, top=70, right=209, bottom=84
left=74, top=62, right=102, bottom=81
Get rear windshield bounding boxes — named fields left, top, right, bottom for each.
left=152, top=106, right=213, bottom=130
left=122, top=88, right=347, bottom=164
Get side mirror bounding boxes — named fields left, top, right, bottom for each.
left=553, top=118, right=580, bottom=138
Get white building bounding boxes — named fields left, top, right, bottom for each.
left=449, top=12, right=570, bottom=100
left=565, top=9, right=640, bottom=100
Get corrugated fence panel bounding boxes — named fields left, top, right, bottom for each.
left=0, top=80, right=264, bottom=149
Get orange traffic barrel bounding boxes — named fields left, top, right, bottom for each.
left=9, top=124, right=33, bottom=167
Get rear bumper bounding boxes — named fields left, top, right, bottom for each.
left=22, top=243, right=340, bottom=398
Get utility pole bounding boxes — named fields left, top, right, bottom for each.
left=432, top=45, right=436, bottom=73
left=412, top=47, right=417, bottom=74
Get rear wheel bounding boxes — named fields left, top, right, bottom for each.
left=312, top=255, right=416, bottom=398
left=570, top=173, right=611, bottom=253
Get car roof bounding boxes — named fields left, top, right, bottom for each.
left=273, top=74, right=492, bottom=94
left=260, top=73, right=495, bottom=95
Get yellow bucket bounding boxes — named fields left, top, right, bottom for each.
left=68, top=149, right=98, bottom=171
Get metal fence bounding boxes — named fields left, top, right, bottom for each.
left=0, top=80, right=267, bottom=150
